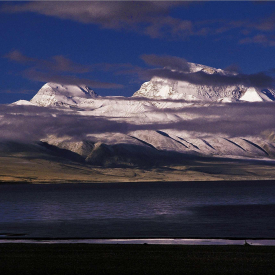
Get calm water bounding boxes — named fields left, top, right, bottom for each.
left=0, top=181, right=275, bottom=239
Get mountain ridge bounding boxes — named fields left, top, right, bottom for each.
left=25, top=61, right=275, bottom=107
left=6, top=61, right=275, bottom=169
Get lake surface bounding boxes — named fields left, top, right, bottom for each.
left=0, top=181, right=275, bottom=239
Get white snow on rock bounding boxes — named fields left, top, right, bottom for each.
left=132, top=63, right=245, bottom=101
left=132, top=62, right=275, bottom=103
left=30, top=82, right=98, bottom=107
left=239, top=87, right=273, bottom=102
left=133, top=75, right=246, bottom=102
left=11, top=100, right=36, bottom=106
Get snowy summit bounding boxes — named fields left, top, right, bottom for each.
left=30, top=83, right=98, bottom=107
left=133, top=62, right=275, bottom=102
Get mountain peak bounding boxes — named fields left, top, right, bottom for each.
left=188, top=62, right=222, bottom=74
left=44, top=83, right=98, bottom=98
left=132, top=62, right=274, bottom=102
left=30, top=82, right=98, bottom=107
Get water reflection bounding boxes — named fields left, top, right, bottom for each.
left=0, top=181, right=274, bottom=239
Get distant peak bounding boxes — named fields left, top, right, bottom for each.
left=43, top=82, right=98, bottom=98
left=132, top=62, right=275, bottom=102
left=188, top=62, right=231, bottom=75
left=30, top=82, right=98, bottom=107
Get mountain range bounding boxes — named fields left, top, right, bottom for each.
left=2, top=62, right=275, bottom=182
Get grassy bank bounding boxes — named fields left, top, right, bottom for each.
left=1, top=154, right=275, bottom=184
left=0, top=243, right=275, bottom=274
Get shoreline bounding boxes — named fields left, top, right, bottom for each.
left=1, top=179, right=275, bottom=185
left=1, top=238, right=275, bottom=246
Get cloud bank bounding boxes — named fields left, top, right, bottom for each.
left=140, top=54, right=275, bottom=88
left=5, top=50, right=275, bottom=92
left=1, top=101, right=275, bottom=143
left=1, top=1, right=192, bottom=39
left=2, top=1, right=275, bottom=45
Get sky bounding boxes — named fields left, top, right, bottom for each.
left=1, top=1, right=275, bottom=104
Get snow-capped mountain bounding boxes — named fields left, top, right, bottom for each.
left=133, top=76, right=242, bottom=102
left=28, top=63, right=275, bottom=108
left=133, top=63, right=275, bottom=102
left=7, top=62, right=275, bottom=167
left=30, top=82, right=98, bottom=107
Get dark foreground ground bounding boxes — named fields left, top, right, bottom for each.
left=0, top=244, right=275, bottom=275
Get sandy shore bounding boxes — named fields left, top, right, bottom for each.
left=0, top=243, right=275, bottom=274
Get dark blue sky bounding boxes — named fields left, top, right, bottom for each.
left=1, top=1, right=275, bottom=103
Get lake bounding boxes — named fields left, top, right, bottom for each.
left=0, top=181, right=275, bottom=240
